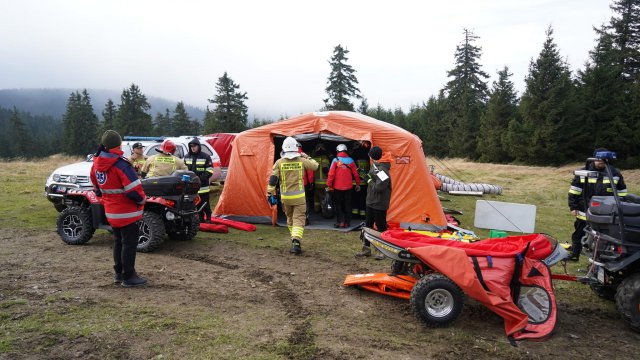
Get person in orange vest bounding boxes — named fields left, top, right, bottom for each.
left=91, top=130, right=147, bottom=287
left=312, top=143, right=331, bottom=213
left=267, top=137, right=319, bottom=254
left=327, top=144, right=361, bottom=228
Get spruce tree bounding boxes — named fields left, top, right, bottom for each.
left=358, top=97, right=369, bottom=114
left=8, top=107, right=29, bottom=158
left=577, top=30, right=629, bottom=158
left=323, top=45, right=361, bottom=111
left=203, top=72, right=249, bottom=133
left=607, top=0, right=640, bottom=82
left=443, top=29, right=489, bottom=159
left=114, top=84, right=153, bottom=136
left=172, top=101, right=193, bottom=135
left=61, top=90, right=99, bottom=155
left=101, top=98, right=117, bottom=133
left=519, top=26, right=579, bottom=165
left=420, top=93, right=450, bottom=158
left=477, top=67, right=518, bottom=163
left=154, top=109, right=173, bottom=136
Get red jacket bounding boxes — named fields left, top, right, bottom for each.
left=327, top=152, right=360, bottom=190
left=90, top=146, right=146, bottom=227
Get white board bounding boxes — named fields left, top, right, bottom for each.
left=474, top=200, right=536, bottom=233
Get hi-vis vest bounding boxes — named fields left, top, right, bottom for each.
left=268, top=157, right=319, bottom=206
left=313, top=155, right=330, bottom=185
left=144, top=154, right=186, bottom=178
left=184, top=157, right=213, bottom=193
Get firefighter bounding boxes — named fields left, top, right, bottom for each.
left=312, top=143, right=331, bottom=213
left=567, top=148, right=628, bottom=261
left=91, top=130, right=147, bottom=287
left=127, top=142, right=148, bottom=177
left=184, top=137, right=214, bottom=223
left=140, top=139, right=187, bottom=178
left=327, top=144, right=361, bottom=228
left=267, top=137, right=319, bottom=254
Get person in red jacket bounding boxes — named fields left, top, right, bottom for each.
left=91, top=130, right=148, bottom=287
left=327, top=143, right=361, bottom=228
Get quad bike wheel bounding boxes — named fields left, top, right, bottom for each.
left=57, top=206, right=95, bottom=245
left=168, top=213, right=200, bottom=241
left=615, top=272, right=640, bottom=332
left=590, top=283, right=616, bottom=301
left=410, top=273, right=464, bottom=328
left=137, top=211, right=165, bottom=253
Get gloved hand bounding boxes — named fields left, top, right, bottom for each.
left=267, top=194, right=278, bottom=206
left=355, top=185, right=361, bottom=192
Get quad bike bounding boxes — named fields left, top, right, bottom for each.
left=56, top=170, right=201, bottom=252
left=577, top=151, right=640, bottom=332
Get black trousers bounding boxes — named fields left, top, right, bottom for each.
left=364, top=206, right=387, bottom=246
left=571, top=218, right=587, bottom=257
left=199, top=192, right=212, bottom=222
left=333, top=189, right=353, bottom=225
left=113, top=221, right=139, bottom=279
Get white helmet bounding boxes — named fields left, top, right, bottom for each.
left=281, top=137, right=300, bottom=159
left=336, top=144, right=347, bottom=152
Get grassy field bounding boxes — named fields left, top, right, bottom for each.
left=1, top=156, right=640, bottom=359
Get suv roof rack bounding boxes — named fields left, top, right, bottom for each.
left=123, top=136, right=165, bottom=141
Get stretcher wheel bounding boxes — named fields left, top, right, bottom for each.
left=410, top=273, right=464, bottom=327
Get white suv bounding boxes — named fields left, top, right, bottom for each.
left=45, top=136, right=220, bottom=211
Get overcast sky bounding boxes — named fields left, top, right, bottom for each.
left=0, top=0, right=614, bottom=119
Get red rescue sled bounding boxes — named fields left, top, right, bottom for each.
left=345, top=228, right=568, bottom=343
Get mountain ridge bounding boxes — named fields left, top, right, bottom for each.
left=0, top=88, right=206, bottom=121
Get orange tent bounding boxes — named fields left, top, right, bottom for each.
left=213, top=111, right=446, bottom=229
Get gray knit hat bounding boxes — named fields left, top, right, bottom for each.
left=101, top=130, right=122, bottom=149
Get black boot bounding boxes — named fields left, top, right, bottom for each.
left=122, top=272, right=148, bottom=287
left=290, top=239, right=302, bottom=255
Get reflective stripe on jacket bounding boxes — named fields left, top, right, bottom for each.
left=91, top=148, right=146, bottom=227
left=268, top=156, right=319, bottom=206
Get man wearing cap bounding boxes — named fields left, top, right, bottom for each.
left=128, top=142, right=148, bottom=177
left=567, top=148, right=628, bottom=261
left=91, top=130, right=148, bottom=287
left=267, top=137, right=319, bottom=254
left=356, top=145, right=392, bottom=260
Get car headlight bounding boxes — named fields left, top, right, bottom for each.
left=53, top=174, right=61, bottom=182
left=69, top=175, right=77, bottom=183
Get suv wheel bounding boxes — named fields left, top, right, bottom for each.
left=57, top=206, right=95, bottom=245
left=137, top=211, right=165, bottom=252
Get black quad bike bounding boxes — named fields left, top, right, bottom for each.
left=578, top=151, right=640, bottom=331
left=56, top=170, right=201, bottom=252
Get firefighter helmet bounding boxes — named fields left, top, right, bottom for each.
left=159, top=139, right=177, bottom=155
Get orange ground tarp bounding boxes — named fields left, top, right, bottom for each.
left=213, top=111, right=446, bottom=228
